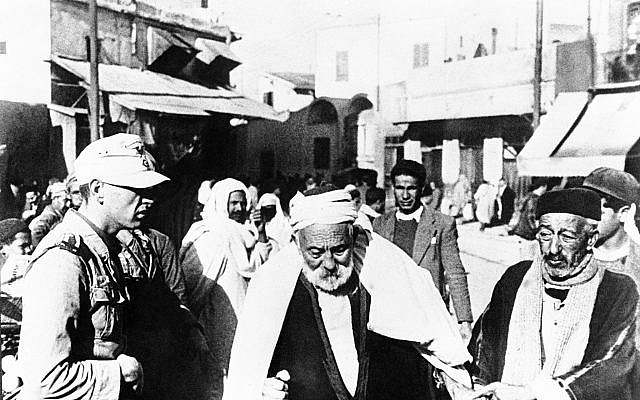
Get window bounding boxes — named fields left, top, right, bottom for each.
left=314, top=138, right=331, bottom=170
left=491, top=27, right=498, bottom=55
left=413, top=43, right=429, bottom=68
left=263, top=92, right=274, bottom=106
left=0, top=41, right=6, bottom=55
left=131, top=23, right=137, bottom=55
left=336, top=51, right=349, bottom=81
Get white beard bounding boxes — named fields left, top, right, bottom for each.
left=302, top=259, right=355, bottom=295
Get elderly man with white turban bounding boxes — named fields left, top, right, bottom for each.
left=180, top=178, right=272, bottom=400
left=223, top=185, right=473, bottom=400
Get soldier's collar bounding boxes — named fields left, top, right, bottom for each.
left=71, top=209, right=122, bottom=254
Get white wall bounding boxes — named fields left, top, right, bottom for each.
left=231, top=66, right=314, bottom=112
left=315, top=0, right=592, bottom=104
left=0, top=0, right=51, bottom=103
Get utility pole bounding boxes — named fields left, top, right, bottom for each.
left=533, top=0, right=543, bottom=130
left=376, top=12, right=381, bottom=111
left=587, top=0, right=596, bottom=87
left=89, top=0, right=100, bottom=142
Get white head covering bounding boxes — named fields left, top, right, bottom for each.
left=202, top=178, right=251, bottom=219
left=197, top=180, right=214, bottom=205
left=258, top=193, right=292, bottom=249
left=199, top=178, right=257, bottom=272
left=289, top=189, right=358, bottom=232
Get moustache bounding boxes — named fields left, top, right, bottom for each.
left=544, top=253, right=567, bottom=263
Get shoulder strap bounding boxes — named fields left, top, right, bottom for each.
left=25, top=233, right=94, bottom=281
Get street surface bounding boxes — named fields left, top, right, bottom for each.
left=456, top=221, right=524, bottom=322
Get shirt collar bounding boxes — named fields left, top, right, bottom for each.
left=395, top=206, right=423, bottom=222
left=71, top=209, right=122, bottom=255
left=593, top=240, right=630, bottom=262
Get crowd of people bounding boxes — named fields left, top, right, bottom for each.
left=0, top=133, right=638, bottom=400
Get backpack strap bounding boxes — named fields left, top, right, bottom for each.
left=25, top=233, right=95, bottom=283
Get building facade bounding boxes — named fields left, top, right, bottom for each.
left=314, top=0, right=600, bottom=197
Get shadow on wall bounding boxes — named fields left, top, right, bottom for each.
left=0, top=100, right=68, bottom=190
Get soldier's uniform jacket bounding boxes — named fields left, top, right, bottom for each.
left=18, top=209, right=129, bottom=400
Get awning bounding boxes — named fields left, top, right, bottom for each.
left=402, top=114, right=532, bottom=147
left=111, top=93, right=285, bottom=119
left=517, top=92, right=588, bottom=176
left=51, top=55, right=287, bottom=122
left=518, top=90, right=640, bottom=176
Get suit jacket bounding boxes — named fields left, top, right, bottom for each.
left=373, top=207, right=473, bottom=322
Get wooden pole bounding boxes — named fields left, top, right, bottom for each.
left=587, top=0, right=596, bottom=87
left=376, top=13, right=381, bottom=111
left=89, top=0, right=100, bottom=141
left=533, top=0, right=543, bottom=129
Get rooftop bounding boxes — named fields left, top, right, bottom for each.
left=270, top=72, right=315, bottom=91
left=65, top=0, right=240, bottom=42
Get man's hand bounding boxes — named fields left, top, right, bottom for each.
left=472, top=382, right=534, bottom=400
left=117, top=354, right=144, bottom=395
left=250, top=209, right=268, bottom=242
left=262, top=370, right=290, bottom=399
left=459, top=321, right=472, bottom=344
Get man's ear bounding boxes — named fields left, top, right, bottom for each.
left=587, top=229, right=599, bottom=251
left=617, top=205, right=631, bottom=222
left=89, top=180, right=104, bottom=203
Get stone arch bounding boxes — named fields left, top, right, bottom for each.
left=307, top=98, right=339, bottom=125
left=347, top=94, right=373, bottom=115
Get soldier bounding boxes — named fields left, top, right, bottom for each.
left=18, top=133, right=169, bottom=399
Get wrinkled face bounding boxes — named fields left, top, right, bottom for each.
left=597, top=198, right=623, bottom=243
left=296, top=223, right=355, bottom=294
left=68, top=181, right=82, bottom=210
left=393, top=174, right=421, bottom=214
left=1, top=232, right=32, bottom=257
left=102, top=182, right=155, bottom=231
left=537, top=213, right=597, bottom=280
left=227, top=190, right=248, bottom=223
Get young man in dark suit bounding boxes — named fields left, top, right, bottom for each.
left=373, top=160, right=473, bottom=340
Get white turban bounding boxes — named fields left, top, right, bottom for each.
left=202, top=178, right=250, bottom=218
left=289, top=189, right=358, bottom=232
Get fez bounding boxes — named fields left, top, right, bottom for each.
left=536, top=188, right=601, bottom=221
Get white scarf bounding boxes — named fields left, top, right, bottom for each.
left=501, top=253, right=603, bottom=384
left=258, top=193, right=292, bottom=250
left=199, top=178, right=258, bottom=274
left=223, top=231, right=471, bottom=400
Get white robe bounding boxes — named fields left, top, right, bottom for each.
left=222, top=231, right=472, bottom=400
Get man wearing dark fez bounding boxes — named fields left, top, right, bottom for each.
left=469, top=188, right=638, bottom=400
